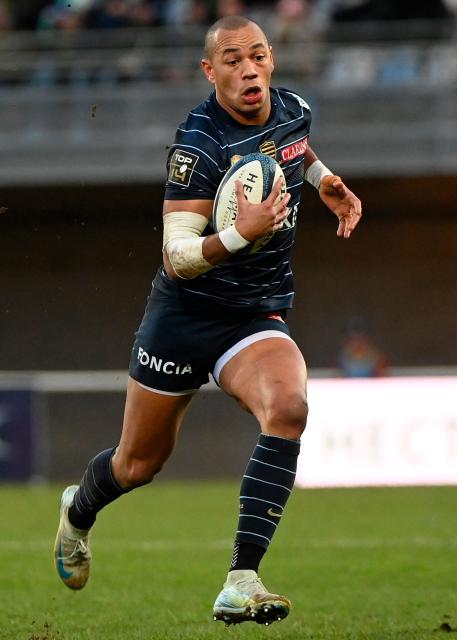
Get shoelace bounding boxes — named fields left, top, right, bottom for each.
left=238, top=577, right=267, bottom=595
left=66, top=539, right=89, bottom=562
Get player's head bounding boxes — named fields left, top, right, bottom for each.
left=201, top=16, right=274, bottom=126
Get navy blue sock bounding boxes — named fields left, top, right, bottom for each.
left=230, top=541, right=265, bottom=573
left=68, top=447, right=128, bottom=530
left=230, top=433, right=300, bottom=571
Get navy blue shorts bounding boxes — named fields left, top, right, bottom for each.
left=128, top=286, right=292, bottom=395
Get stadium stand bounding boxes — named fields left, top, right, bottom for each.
left=1, top=3, right=457, bottom=185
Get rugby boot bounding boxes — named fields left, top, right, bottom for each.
left=54, top=485, right=92, bottom=590
left=213, top=569, right=291, bottom=626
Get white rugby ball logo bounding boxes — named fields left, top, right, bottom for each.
left=212, top=153, right=286, bottom=253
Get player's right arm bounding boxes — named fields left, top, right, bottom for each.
left=162, top=180, right=289, bottom=280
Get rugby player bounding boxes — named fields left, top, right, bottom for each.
left=54, top=15, right=362, bottom=626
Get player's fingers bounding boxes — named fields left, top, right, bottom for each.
left=276, top=212, right=288, bottom=230
left=234, top=179, right=247, bottom=201
left=342, top=208, right=356, bottom=238
left=274, top=192, right=290, bottom=213
left=346, top=203, right=362, bottom=233
left=336, top=218, right=345, bottom=237
left=273, top=201, right=289, bottom=229
left=268, top=176, right=285, bottom=202
left=273, top=217, right=287, bottom=230
left=345, top=212, right=359, bottom=238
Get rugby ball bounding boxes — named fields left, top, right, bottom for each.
left=212, top=152, right=286, bottom=252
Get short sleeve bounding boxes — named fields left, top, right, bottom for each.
left=164, top=127, right=223, bottom=201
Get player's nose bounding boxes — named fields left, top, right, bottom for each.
left=240, top=59, right=258, bottom=78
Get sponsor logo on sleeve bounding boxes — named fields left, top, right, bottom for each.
left=280, top=137, right=308, bottom=163
left=168, top=149, right=199, bottom=187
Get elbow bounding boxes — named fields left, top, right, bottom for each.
left=164, top=266, right=181, bottom=281
left=162, top=240, right=212, bottom=280
left=163, top=250, right=182, bottom=280
left=162, top=249, right=198, bottom=280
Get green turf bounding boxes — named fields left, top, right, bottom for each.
left=0, top=482, right=456, bottom=639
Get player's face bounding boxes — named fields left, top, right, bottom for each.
left=201, top=24, right=275, bottom=126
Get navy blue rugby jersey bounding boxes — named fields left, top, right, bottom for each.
left=154, top=88, right=312, bottom=313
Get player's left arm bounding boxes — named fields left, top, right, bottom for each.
left=304, top=145, right=362, bottom=239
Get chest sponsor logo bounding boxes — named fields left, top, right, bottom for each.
left=168, top=149, right=199, bottom=187
left=137, top=348, right=192, bottom=375
left=259, top=140, right=277, bottom=159
left=281, top=137, right=308, bottom=163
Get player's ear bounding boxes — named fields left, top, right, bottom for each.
left=201, top=59, right=216, bottom=84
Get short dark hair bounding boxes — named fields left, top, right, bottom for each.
left=204, top=16, right=265, bottom=59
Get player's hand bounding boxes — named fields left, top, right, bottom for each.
left=319, top=175, right=362, bottom=239
left=234, top=178, right=291, bottom=242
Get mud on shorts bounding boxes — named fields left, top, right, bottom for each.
left=128, top=285, right=293, bottom=395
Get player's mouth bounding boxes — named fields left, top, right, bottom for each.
left=241, top=85, right=263, bottom=105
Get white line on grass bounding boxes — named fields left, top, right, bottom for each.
left=1, top=537, right=457, bottom=552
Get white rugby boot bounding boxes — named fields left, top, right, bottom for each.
left=213, top=569, right=291, bottom=626
left=53, top=485, right=92, bottom=590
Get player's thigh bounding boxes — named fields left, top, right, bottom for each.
left=219, top=337, right=308, bottom=437
left=116, top=376, right=193, bottom=464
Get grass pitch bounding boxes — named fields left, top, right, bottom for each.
left=0, top=482, right=456, bottom=639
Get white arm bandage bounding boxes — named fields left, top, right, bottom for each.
left=305, top=160, right=333, bottom=190
left=163, top=211, right=212, bottom=279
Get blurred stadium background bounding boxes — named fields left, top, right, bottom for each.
left=0, top=0, right=456, bottom=486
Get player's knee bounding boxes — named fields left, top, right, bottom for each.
left=118, top=455, right=165, bottom=489
left=263, top=392, right=308, bottom=440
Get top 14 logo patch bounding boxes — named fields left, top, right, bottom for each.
left=168, top=149, right=199, bottom=187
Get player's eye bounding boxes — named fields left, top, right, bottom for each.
left=226, top=59, right=238, bottom=66
left=255, top=54, right=266, bottom=62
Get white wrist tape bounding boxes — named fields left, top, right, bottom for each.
left=163, top=211, right=212, bottom=279
left=218, top=225, right=250, bottom=253
left=305, top=160, right=333, bottom=189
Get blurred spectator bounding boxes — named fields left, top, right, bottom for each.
left=332, top=0, right=451, bottom=22
left=0, top=1, right=12, bottom=30
left=96, top=1, right=164, bottom=28
left=129, top=1, right=159, bottom=26
left=189, top=0, right=212, bottom=25
left=160, top=0, right=190, bottom=25
left=274, top=0, right=312, bottom=42
left=38, top=0, right=89, bottom=29
left=443, top=0, right=457, bottom=21
left=217, top=0, right=247, bottom=18
left=4, top=0, right=453, bottom=32
left=444, top=0, right=457, bottom=10
left=338, top=317, right=389, bottom=378
left=86, top=0, right=132, bottom=28
left=277, top=0, right=309, bottom=22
